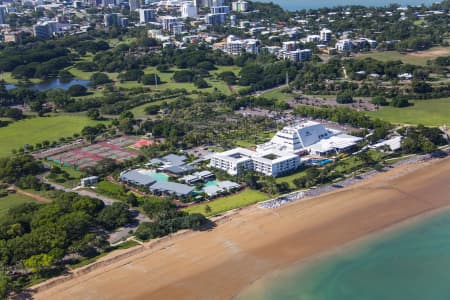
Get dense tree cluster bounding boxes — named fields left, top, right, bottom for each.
left=400, top=125, right=447, bottom=153
left=293, top=105, right=390, bottom=130
left=0, top=155, right=44, bottom=183
left=0, top=191, right=133, bottom=293
left=135, top=199, right=208, bottom=241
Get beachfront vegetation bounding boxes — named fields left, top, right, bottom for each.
left=134, top=198, right=209, bottom=241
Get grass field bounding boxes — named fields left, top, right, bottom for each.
left=260, top=87, right=293, bottom=101
left=66, top=64, right=234, bottom=95
left=183, top=189, right=269, bottom=217
left=0, top=72, right=41, bottom=85
left=0, top=116, right=102, bottom=157
left=94, top=180, right=130, bottom=201
left=0, top=193, right=37, bottom=218
left=356, top=47, right=450, bottom=66
left=129, top=97, right=179, bottom=117
left=366, top=98, right=450, bottom=126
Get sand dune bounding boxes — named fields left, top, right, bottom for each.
left=32, top=157, right=450, bottom=300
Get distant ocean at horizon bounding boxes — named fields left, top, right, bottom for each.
left=261, top=0, right=441, bottom=10
left=237, top=208, right=450, bottom=300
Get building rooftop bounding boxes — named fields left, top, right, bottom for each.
left=120, top=170, right=156, bottom=186
left=165, top=164, right=195, bottom=175
left=149, top=181, right=194, bottom=196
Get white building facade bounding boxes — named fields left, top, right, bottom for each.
left=210, top=121, right=362, bottom=177
left=181, top=1, right=197, bottom=18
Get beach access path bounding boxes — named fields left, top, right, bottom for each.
left=30, top=156, right=450, bottom=300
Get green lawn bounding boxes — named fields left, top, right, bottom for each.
left=275, top=169, right=309, bottom=188
left=366, top=98, right=450, bottom=126
left=0, top=116, right=102, bottom=157
left=260, top=87, right=293, bottom=101
left=356, top=47, right=450, bottom=66
left=129, top=97, right=179, bottom=117
left=0, top=72, right=41, bottom=84
left=66, top=67, right=119, bottom=82
left=211, top=65, right=241, bottom=76
left=94, top=180, right=130, bottom=201
left=0, top=193, right=38, bottom=218
left=140, top=66, right=233, bottom=94
left=183, top=189, right=269, bottom=217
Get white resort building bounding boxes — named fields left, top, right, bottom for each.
left=210, top=121, right=362, bottom=177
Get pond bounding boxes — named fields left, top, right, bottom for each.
left=5, top=78, right=90, bottom=91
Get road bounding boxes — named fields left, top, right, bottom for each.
left=39, top=172, right=149, bottom=243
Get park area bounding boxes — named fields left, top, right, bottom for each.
left=0, top=116, right=101, bottom=157
left=183, top=189, right=269, bottom=217
left=47, top=136, right=140, bottom=169
left=356, top=47, right=450, bottom=66
left=367, top=98, right=450, bottom=126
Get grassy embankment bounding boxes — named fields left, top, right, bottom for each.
left=183, top=189, right=269, bottom=217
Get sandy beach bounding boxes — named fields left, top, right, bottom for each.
left=31, top=157, right=450, bottom=300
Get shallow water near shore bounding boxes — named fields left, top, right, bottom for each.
left=237, top=207, right=450, bottom=300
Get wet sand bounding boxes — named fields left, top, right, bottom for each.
left=33, top=157, right=450, bottom=300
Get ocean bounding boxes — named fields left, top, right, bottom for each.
left=261, top=0, right=441, bottom=10
left=237, top=208, right=450, bottom=300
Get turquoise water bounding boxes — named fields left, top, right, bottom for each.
left=237, top=209, right=450, bottom=300
left=137, top=169, right=169, bottom=182
left=204, top=180, right=218, bottom=187
left=196, top=180, right=218, bottom=194
left=266, top=0, right=440, bottom=10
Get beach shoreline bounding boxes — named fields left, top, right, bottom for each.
left=235, top=199, right=450, bottom=299
left=30, top=156, right=450, bottom=300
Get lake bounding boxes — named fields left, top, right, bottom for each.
left=237, top=208, right=450, bottom=300
left=5, top=78, right=90, bottom=91
left=264, top=0, right=441, bottom=10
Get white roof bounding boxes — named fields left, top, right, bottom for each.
left=308, top=134, right=362, bottom=154
left=268, top=121, right=333, bottom=151
left=370, top=136, right=402, bottom=151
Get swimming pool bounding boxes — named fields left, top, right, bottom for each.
left=204, top=180, right=218, bottom=187
left=308, top=159, right=333, bottom=166
left=137, top=169, right=169, bottom=182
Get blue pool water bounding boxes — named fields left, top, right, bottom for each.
left=204, top=180, right=218, bottom=187
left=137, top=169, right=169, bottom=182
left=308, top=159, right=333, bottom=166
